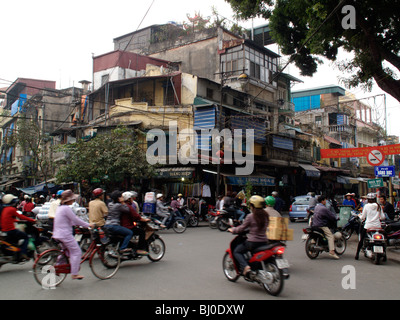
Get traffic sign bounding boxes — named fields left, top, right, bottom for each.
left=367, top=178, right=384, bottom=188
left=367, top=149, right=384, bottom=166
left=375, top=166, right=395, bottom=177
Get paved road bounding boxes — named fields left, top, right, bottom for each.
left=1, top=218, right=400, bottom=300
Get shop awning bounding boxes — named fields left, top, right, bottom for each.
left=337, top=176, right=366, bottom=184
left=299, top=164, right=320, bottom=178
left=0, top=178, right=23, bottom=189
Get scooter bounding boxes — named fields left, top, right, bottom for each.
left=341, top=211, right=361, bottom=240
left=105, top=221, right=166, bottom=263
left=361, top=227, right=387, bottom=265
left=302, top=226, right=346, bottom=259
left=206, top=208, right=220, bottom=229
left=384, top=221, right=400, bottom=248
left=0, top=221, right=51, bottom=269
left=149, top=209, right=187, bottom=233
left=178, top=205, right=199, bottom=227
left=222, top=232, right=289, bottom=296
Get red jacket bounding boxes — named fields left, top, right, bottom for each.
left=23, top=202, right=35, bottom=212
left=120, top=203, right=142, bottom=229
left=1, top=206, right=35, bottom=232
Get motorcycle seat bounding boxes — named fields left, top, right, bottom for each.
left=367, top=228, right=383, bottom=233
left=252, top=242, right=280, bottom=253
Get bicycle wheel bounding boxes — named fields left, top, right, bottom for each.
left=89, top=245, right=120, bottom=280
left=33, top=249, right=68, bottom=288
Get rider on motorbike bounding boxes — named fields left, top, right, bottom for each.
left=311, top=195, right=340, bottom=259
left=0, top=194, right=36, bottom=261
left=355, top=192, right=386, bottom=260
left=121, top=191, right=150, bottom=255
left=88, top=188, right=108, bottom=227
left=264, top=196, right=281, bottom=218
left=228, top=195, right=269, bottom=278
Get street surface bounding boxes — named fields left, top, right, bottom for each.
left=1, top=216, right=400, bottom=300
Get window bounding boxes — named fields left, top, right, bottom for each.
left=101, top=74, right=109, bottom=86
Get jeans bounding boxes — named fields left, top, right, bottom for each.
left=104, top=225, right=133, bottom=250
left=233, top=241, right=268, bottom=271
left=6, top=229, right=29, bottom=254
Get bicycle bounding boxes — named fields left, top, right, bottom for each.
left=32, top=227, right=121, bottom=287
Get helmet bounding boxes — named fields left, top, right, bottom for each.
left=366, top=193, right=376, bottom=200
left=156, top=193, right=163, bottom=199
left=178, top=193, right=183, bottom=197
left=130, top=191, right=138, bottom=198
left=93, top=188, right=104, bottom=197
left=122, top=191, right=133, bottom=201
left=56, top=190, right=63, bottom=196
left=271, top=191, right=278, bottom=196
left=249, top=195, right=266, bottom=209
left=2, top=194, right=18, bottom=205
left=265, top=196, right=276, bottom=207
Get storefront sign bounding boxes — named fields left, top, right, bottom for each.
left=225, top=176, right=275, bottom=186
left=320, top=143, right=400, bottom=159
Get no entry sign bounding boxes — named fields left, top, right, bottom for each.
left=367, top=149, right=384, bottom=166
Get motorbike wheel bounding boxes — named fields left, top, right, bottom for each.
left=222, top=252, right=239, bottom=282
left=217, top=218, right=229, bottom=232
left=261, top=260, right=284, bottom=296
left=188, top=215, right=199, bottom=227
left=305, top=237, right=320, bottom=259
left=148, top=237, right=166, bottom=262
left=342, top=228, right=353, bottom=241
left=172, top=219, right=187, bottom=233
left=334, top=237, right=347, bottom=255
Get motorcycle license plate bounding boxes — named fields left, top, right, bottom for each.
left=276, top=258, right=289, bottom=269
left=74, top=234, right=83, bottom=242
left=373, top=246, right=383, bottom=253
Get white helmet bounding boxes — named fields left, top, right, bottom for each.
left=366, top=193, right=376, bottom=200
left=156, top=193, right=163, bottom=199
left=2, top=194, right=18, bottom=205
left=122, top=192, right=133, bottom=201
left=130, top=191, right=138, bottom=198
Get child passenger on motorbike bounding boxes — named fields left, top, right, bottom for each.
left=228, top=195, right=269, bottom=278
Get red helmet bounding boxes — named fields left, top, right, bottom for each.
left=93, top=188, right=104, bottom=197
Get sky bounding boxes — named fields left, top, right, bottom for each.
left=1, top=0, right=399, bottom=137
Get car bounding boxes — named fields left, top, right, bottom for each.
left=289, top=195, right=311, bottom=222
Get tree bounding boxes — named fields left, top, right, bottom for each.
left=55, top=126, right=155, bottom=189
left=225, top=0, right=400, bottom=103
left=11, top=117, right=54, bottom=186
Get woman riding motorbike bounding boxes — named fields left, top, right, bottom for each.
left=228, top=195, right=269, bottom=278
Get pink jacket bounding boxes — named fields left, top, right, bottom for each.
left=53, top=205, right=90, bottom=240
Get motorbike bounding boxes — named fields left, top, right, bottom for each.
left=0, top=221, right=52, bottom=269
left=105, top=221, right=166, bottom=263
left=148, top=209, right=187, bottom=233
left=306, top=209, right=314, bottom=226
left=302, top=226, right=347, bottom=259
left=361, top=226, right=387, bottom=265
left=222, top=232, right=289, bottom=296
left=341, top=211, right=361, bottom=240
left=178, top=205, right=199, bottom=227
left=217, top=206, right=247, bottom=232
left=206, top=208, right=220, bottom=229
left=384, top=221, right=400, bottom=248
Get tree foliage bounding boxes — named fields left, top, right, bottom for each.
left=55, top=127, right=154, bottom=188
left=226, top=0, right=400, bottom=102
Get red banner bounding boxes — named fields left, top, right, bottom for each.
left=320, top=144, right=400, bottom=159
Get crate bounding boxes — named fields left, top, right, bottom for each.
left=266, top=227, right=294, bottom=241
left=268, top=217, right=289, bottom=229
left=142, top=203, right=156, bottom=214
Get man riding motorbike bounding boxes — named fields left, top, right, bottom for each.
left=311, top=195, right=339, bottom=259
left=228, top=195, right=269, bottom=278
left=121, top=191, right=150, bottom=255
left=0, top=194, right=36, bottom=261
left=88, top=188, right=108, bottom=227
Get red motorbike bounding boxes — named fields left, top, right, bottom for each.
left=222, top=232, right=289, bottom=296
